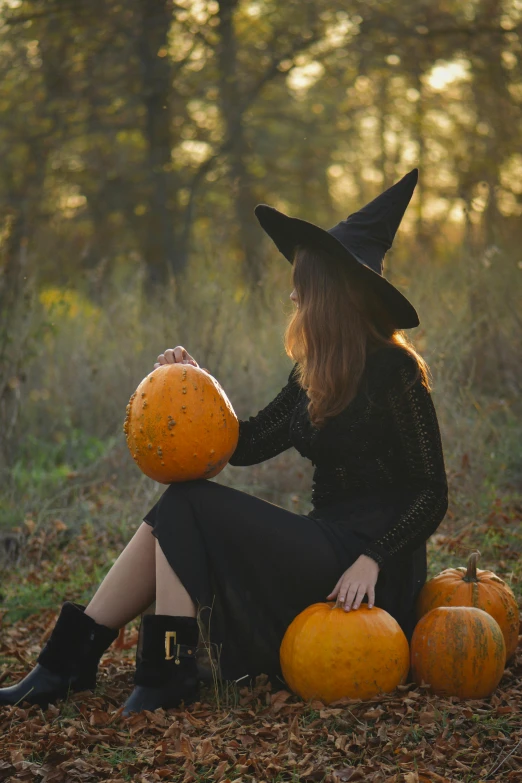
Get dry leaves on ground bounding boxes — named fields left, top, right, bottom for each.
left=1, top=503, right=522, bottom=782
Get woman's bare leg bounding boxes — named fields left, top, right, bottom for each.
left=155, top=539, right=196, bottom=617
left=84, top=522, right=157, bottom=629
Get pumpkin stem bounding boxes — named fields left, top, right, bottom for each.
left=463, top=550, right=481, bottom=582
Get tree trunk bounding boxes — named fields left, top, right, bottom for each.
left=137, top=0, right=181, bottom=287
left=217, top=0, right=263, bottom=291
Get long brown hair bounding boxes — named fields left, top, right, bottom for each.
left=283, top=244, right=430, bottom=430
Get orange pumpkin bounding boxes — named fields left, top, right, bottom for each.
left=417, top=551, right=520, bottom=661
left=411, top=606, right=506, bottom=698
left=280, top=602, right=410, bottom=704
left=124, top=364, right=239, bottom=483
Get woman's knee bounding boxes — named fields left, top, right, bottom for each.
left=160, top=479, right=225, bottom=512
left=164, top=478, right=212, bottom=496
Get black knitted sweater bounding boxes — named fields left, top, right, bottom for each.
left=228, top=345, right=449, bottom=568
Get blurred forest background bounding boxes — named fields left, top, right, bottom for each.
left=0, top=0, right=521, bottom=589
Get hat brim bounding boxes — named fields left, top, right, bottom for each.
left=254, top=204, right=419, bottom=330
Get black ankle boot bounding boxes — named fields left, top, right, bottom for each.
left=0, top=601, right=119, bottom=709
left=122, top=614, right=200, bottom=716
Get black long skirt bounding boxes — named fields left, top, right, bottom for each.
left=143, top=478, right=426, bottom=687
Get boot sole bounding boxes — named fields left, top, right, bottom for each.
left=122, top=683, right=200, bottom=716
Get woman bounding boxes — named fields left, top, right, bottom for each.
left=0, top=169, right=449, bottom=716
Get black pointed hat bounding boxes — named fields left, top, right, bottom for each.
left=255, top=169, right=420, bottom=329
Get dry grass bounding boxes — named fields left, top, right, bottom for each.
left=1, top=244, right=520, bottom=535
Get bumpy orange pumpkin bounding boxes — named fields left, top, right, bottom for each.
left=416, top=551, right=520, bottom=661
left=411, top=606, right=506, bottom=698
left=124, top=364, right=239, bottom=483
left=280, top=602, right=410, bottom=704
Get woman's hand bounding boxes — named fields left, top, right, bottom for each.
left=326, top=554, right=380, bottom=611
left=154, top=346, right=208, bottom=373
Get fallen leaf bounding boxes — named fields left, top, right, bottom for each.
left=333, top=768, right=365, bottom=782
left=212, top=760, right=228, bottom=781
left=363, top=708, right=384, bottom=720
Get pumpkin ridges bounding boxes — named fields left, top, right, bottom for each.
left=280, top=604, right=318, bottom=695
left=411, top=606, right=506, bottom=699
left=280, top=603, right=410, bottom=704
left=298, top=606, right=331, bottom=699
left=284, top=604, right=336, bottom=699
left=416, top=552, right=520, bottom=661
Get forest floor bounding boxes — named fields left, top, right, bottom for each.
left=1, top=492, right=521, bottom=783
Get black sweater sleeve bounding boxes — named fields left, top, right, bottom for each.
left=228, top=364, right=301, bottom=467
left=362, top=356, right=449, bottom=567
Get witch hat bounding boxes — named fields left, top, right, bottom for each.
left=255, top=169, right=420, bottom=329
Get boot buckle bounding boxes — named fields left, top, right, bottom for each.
left=165, top=631, right=177, bottom=661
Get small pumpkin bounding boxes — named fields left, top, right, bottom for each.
left=124, top=364, right=239, bottom=483
left=416, top=551, right=520, bottom=661
left=411, top=606, right=506, bottom=699
left=280, top=602, right=410, bottom=704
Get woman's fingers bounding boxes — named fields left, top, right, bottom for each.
left=334, top=580, right=370, bottom=611
left=343, top=583, right=359, bottom=611
left=351, top=583, right=367, bottom=611
left=326, top=575, right=343, bottom=600
left=155, top=346, right=199, bottom=369
left=329, top=558, right=377, bottom=611
left=333, top=578, right=347, bottom=606
left=334, top=575, right=352, bottom=606
left=174, top=346, right=198, bottom=365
